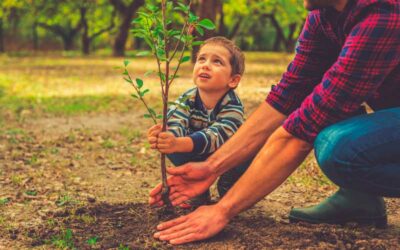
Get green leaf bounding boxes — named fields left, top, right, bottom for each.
left=174, top=34, right=186, bottom=43
left=0, top=198, right=10, bottom=205
left=195, top=26, right=204, bottom=36
left=192, top=41, right=204, bottom=46
left=180, top=56, right=190, bottom=63
left=137, top=11, right=150, bottom=18
left=146, top=4, right=158, bottom=12
left=123, top=60, right=130, bottom=67
left=144, top=70, right=154, bottom=77
left=189, top=12, right=198, bottom=23
left=131, top=17, right=142, bottom=24
left=144, top=114, right=152, bottom=118
left=87, top=236, right=98, bottom=246
left=124, top=77, right=133, bottom=84
left=136, top=78, right=143, bottom=89
left=156, top=114, right=163, bottom=119
left=123, top=69, right=128, bottom=76
left=170, top=75, right=180, bottom=80
left=175, top=2, right=189, bottom=12
left=136, top=51, right=151, bottom=57
left=131, top=94, right=139, bottom=99
left=198, top=18, right=216, bottom=30
left=148, top=108, right=156, bottom=116
left=159, top=72, right=166, bottom=82
left=140, top=89, right=149, bottom=97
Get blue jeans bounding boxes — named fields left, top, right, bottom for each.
left=314, top=107, right=400, bottom=197
left=168, top=152, right=252, bottom=197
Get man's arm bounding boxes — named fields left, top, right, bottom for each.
left=149, top=102, right=286, bottom=206
left=154, top=126, right=312, bottom=244
left=208, top=101, right=286, bottom=175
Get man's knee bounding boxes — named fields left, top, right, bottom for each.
left=314, top=124, right=354, bottom=181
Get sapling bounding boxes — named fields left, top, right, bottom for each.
left=121, top=0, right=215, bottom=208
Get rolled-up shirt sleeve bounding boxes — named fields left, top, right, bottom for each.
left=283, top=5, right=400, bottom=143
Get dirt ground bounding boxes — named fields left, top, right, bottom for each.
left=1, top=111, right=400, bottom=249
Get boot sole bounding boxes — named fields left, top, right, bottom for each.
left=289, top=214, right=388, bottom=229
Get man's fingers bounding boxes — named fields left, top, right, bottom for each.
left=157, top=219, right=192, bottom=236
left=160, top=227, right=197, bottom=242
left=149, top=183, right=163, bottom=197
left=167, top=165, right=190, bottom=175
left=169, top=233, right=200, bottom=245
left=171, top=195, right=190, bottom=206
left=157, top=215, right=188, bottom=230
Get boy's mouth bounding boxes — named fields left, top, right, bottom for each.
left=198, top=73, right=211, bottom=79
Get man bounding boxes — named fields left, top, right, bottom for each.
left=149, top=0, right=400, bottom=245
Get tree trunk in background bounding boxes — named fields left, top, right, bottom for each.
left=217, top=1, right=226, bottom=36
left=110, top=0, right=145, bottom=57
left=38, top=22, right=82, bottom=51
left=80, top=7, right=90, bottom=55
left=191, top=0, right=219, bottom=62
left=0, top=19, right=4, bottom=52
left=285, top=23, right=297, bottom=52
left=268, top=13, right=285, bottom=51
left=32, top=21, right=39, bottom=50
left=63, top=36, right=74, bottom=51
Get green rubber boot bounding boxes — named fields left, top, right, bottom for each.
left=289, top=188, right=387, bottom=228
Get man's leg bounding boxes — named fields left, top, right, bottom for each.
left=167, top=153, right=211, bottom=206
left=217, top=158, right=253, bottom=198
left=289, top=107, right=400, bottom=227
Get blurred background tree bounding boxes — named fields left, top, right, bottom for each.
left=0, top=0, right=307, bottom=56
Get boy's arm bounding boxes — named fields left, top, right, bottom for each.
left=188, top=101, right=244, bottom=157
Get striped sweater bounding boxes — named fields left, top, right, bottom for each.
left=167, top=87, right=244, bottom=157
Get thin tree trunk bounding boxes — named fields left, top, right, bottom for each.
left=63, top=36, right=74, bottom=51
left=268, top=13, right=285, bottom=51
left=191, top=0, right=218, bottom=62
left=285, top=23, right=297, bottom=52
left=110, top=0, right=145, bottom=57
left=32, top=21, right=39, bottom=50
left=0, top=19, right=4, bottom=53
left=80, top=7, right=90, bottom=55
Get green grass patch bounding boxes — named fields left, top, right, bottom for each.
left=51, top=228, right=75, bottom=249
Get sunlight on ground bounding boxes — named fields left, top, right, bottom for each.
left=0, top=52, right=292, bottom=99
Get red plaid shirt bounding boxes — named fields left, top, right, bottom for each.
left=266, top=0, right=400, bottom=143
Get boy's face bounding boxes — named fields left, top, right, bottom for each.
left=193, top=44, right=241, bottom=93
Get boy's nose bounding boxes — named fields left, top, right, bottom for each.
left=201, top=61, right=211, bottom=69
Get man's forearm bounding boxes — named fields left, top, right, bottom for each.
left=208, top=102, right=287, bottom=176
left=217, top=127, right=312, bottom=219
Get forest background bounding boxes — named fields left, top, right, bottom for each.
left=0, top=0, right=307, bottom=56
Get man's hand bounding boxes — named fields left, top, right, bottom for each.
left=149, top=161, right=217, bottom=207
left=154, top=204, right=229, bottom=245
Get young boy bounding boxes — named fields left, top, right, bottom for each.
left=147, top=36, right=250, bottom=206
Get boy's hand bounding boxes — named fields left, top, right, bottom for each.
left=157, top=132, right=178, bottom=154
left=147, top=124, right=162, bottom=150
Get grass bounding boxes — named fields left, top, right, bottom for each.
left=0, top=52, right=292, bottom=119
left=51, top=228, right=75, bottom=249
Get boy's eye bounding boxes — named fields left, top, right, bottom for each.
left=214, top=59, right=222, bottom=65
left=197, top=57, right=206, bottom=62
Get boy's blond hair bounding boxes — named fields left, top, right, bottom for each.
left=200, top=36, right=245, bottom=76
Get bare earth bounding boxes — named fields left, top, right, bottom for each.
left=1, top=111, right=400, bottom=249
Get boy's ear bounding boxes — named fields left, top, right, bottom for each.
left=228, top=74, right=241, bottom=88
